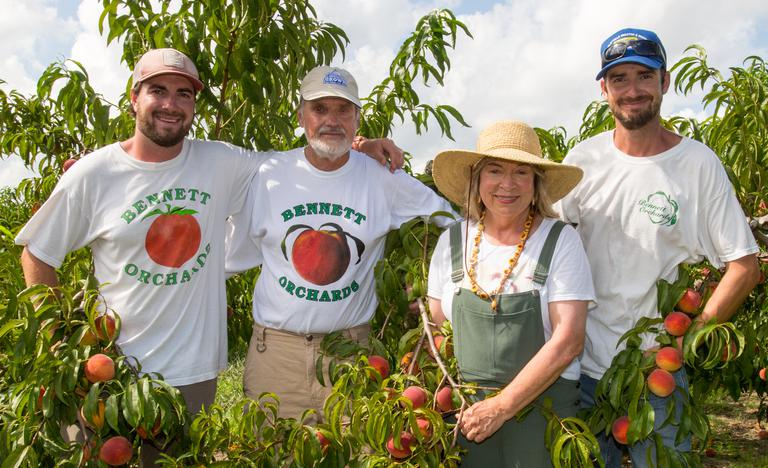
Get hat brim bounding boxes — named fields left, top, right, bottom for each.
left=596, top=55, right=664, bottom=80
left=301, top=90, right=362, bottom=108
left=137, top=70, right=204, bottom=92
left=432, top=148, right=583, bottom=207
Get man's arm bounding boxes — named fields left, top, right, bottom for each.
left=353, top=137, right=404, bottom=173
left=21, top=247, right=59, bottom=287
left=698, top=253, right=760, bottom=324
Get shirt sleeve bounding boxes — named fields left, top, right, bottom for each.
left=553, top=152, right=582, bottom=225
left=546, top=224, right=596, bottom=304
left=15, top=173, right=94, bottom=268
left=388, top=170, right=457, bottom=229
left=698, top=179, right=759, bottom=267
left=226, top=147, right=271, bottom=217
left=224, top=177, right=264, bottom=275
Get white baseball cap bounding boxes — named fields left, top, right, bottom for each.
left=300, top=66, right=360, bottom=107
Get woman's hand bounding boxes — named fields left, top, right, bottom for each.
left=458, top=396, right=508, bottom=443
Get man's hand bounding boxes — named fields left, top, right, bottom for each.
left=354, top=136, right=404, bottom=173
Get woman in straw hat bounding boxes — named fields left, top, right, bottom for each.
left=427, top=120, right=595, bottom=466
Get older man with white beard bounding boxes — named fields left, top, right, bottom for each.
left=225, top=66, right=454, bottom=422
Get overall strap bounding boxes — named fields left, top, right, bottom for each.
left=449, top=222, right=464, bottom=284
left=532, top=220, right=566, bottom=286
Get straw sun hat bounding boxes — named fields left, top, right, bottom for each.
left=432, top=120, right=583, bottom=206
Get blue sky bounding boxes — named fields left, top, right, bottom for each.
left=2, top=0, right=768, bottom=186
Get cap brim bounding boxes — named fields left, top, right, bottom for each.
left=596, top=55, right=664, bottom=80
left=301, top=91, right=361, bottom=108
left=138, top=70, right=204, bottom=92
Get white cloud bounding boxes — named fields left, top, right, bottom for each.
left=0, top=156, right=36, bottom=188
left=0, top=0, right=79, bottom=95
left=69, top=0, right=127, bottom=103
left=1, top=0, right=767, bottom=184
left=329, top=0, right=768, bottom=170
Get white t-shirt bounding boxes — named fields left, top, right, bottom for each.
left=16, top=139, right=269, bottom=386
left=225, top=148, right=455, bottom=334
left=427, top=218, right=595, bottom=381
left=555, top=132, right=759, bottom=379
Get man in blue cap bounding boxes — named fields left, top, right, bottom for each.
left=556, top=28, right=760, bottom=466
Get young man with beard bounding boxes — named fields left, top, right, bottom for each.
left=15, top=49, right=403, bottom=460
left=555, top=28, right=760, bottom=466
left=225, top=66, right=455, bottom=423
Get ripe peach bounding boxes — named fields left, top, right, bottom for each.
left=435, top=386, right=455, bottom=412
left=415, top=417, right=432, bottom=439
left=677, top=288, right=702, bottom=314
left=759, top=429, right=768, bottom=440
left=99, top=436, right=133, bottom=466
left=664, top=312, right=692, bottom=337
left=386, top=431, right=415, bottom=459
left=84, top=354, right=115, bottom=383
left=401, top=385, right=428, bottom=409
left=81, top=315, right=117, bottom=346
left=611, top=415, right=630, bottom=445
left=95, top=315, right=117, bottom=340
left=655, top=346, right=683, bottom=372
left=429, top=334, right=453, bottom=359
left=368, top=355, right=390, bottom=380
left=62, top=158, right=78, bottom=173
left=647, top=368, right=676, bottom=398
left=316, top=430, right=330, bottom=452
left=760, top=367, right=767, bottom=381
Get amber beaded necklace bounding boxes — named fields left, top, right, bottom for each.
left=467, top=207, right=535, bottom=311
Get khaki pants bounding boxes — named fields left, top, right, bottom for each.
left=243, top=323, right=369, bottom=424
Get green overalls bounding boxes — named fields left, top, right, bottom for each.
left=448, top=221, right=579, bottom=467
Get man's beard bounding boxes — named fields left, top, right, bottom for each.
left=307, top=131, right=353, bottom=161
left=136, top=110, right=191, bottom=147
left=611, top=96, right=661, bottom=130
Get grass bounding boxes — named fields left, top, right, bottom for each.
left=699, top=391, right=768, bottom=467
left=215, top=352, right=246, bottom=411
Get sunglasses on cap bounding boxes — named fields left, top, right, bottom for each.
left=602, top=39, right=666, bottom=67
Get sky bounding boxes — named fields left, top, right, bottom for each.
left=2, top=0, right=767, bottom=187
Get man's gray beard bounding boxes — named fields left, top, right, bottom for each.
left=307, top=135, right=353, bottom=161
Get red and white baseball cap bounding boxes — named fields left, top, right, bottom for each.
left=132, top=48, right=204, bottom=92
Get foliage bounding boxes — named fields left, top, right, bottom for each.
left=1, top=1, right=768, bottom=466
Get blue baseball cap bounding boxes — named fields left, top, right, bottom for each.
left=596, top=28, right=667, bottom=80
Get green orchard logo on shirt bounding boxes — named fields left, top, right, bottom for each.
left=119, top=187, right=212, bottom=287
left=637, top=191, right=679, bottom=226
left=276, top=201, right=368, bottom=303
